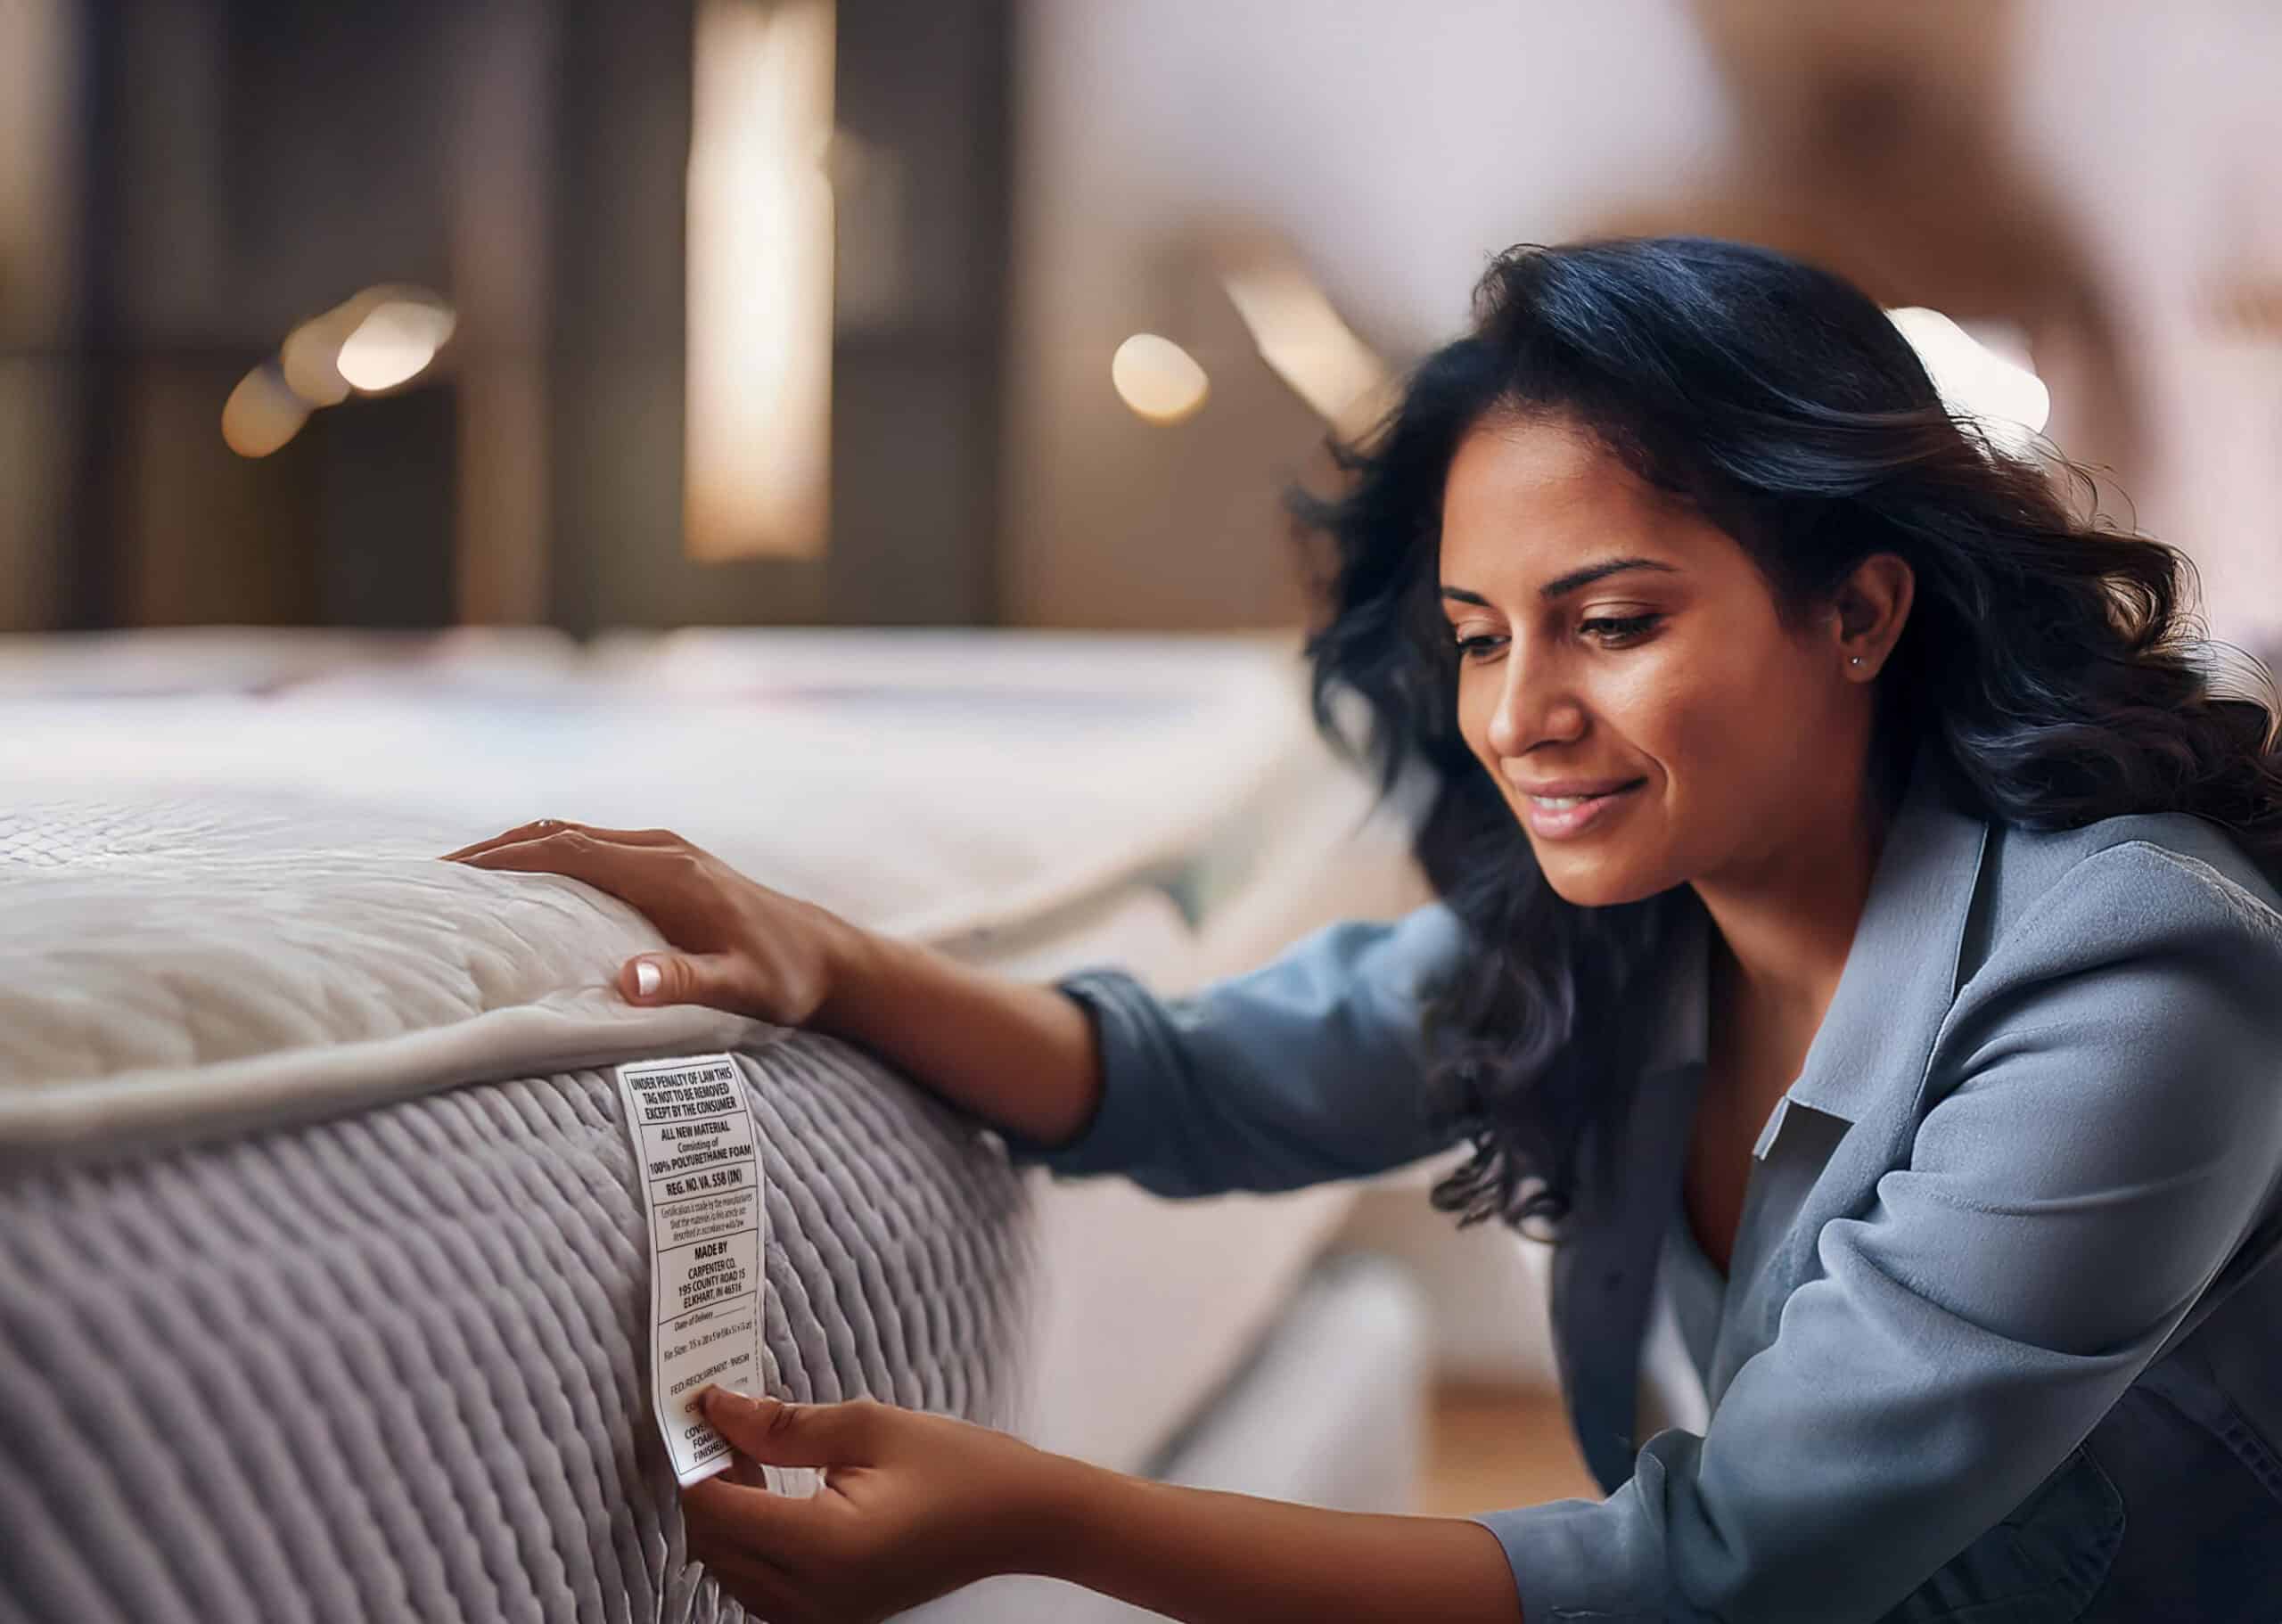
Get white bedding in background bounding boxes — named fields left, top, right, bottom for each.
left=0, top=626, right=1428, bottom=1474
left=1, top=627, right=1340, bottom=946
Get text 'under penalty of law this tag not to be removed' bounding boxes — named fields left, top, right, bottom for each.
left=614, top=1052, right=817, bottom=1497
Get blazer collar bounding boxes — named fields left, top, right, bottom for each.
left=1550, top=738, right=1991, bottom=1492
left=1637, top=735, right=1989, bottom=1115
left=1777, top=738, right=1989, bottom=1125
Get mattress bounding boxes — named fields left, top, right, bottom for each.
left=0, top=627, right=1418, bottom=1478
left=0, top=791, right=1032, bottom=1624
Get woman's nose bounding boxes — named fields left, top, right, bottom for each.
left=1486, top=653, right=1585, bottom=759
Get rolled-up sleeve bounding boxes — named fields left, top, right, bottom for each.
left=1004, top=902, right=1468, bottom=1197
left=1481, top=844, right=2282, bottom=1622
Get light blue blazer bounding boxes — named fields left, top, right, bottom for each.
left=1017, top=745, right=2282, bottom=1621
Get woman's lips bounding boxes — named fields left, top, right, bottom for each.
left=1517, top=778, right=1646, bottom=839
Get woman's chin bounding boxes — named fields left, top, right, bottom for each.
left=1536, top=852, right=1674, bottom=910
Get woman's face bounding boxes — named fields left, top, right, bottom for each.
left=1438, top=414, right=1874, bottom=907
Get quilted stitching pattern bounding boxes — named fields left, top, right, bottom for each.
left=0, top=1050, right=1031, bottom=1624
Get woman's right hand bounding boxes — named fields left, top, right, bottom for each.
left=441, top=819, right=857, bottom=1027
left=443, top=817, right=1104, bottom=1147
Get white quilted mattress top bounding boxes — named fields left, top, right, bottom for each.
left=0, top=788, right=774, bottom=1152
left=0, top=628, right=1367, bottom=1153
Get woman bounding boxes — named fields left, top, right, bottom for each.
left=449, top=237, right=2282, bottom=1622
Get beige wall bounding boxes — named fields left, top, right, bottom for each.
left=998, top=0, right=1734, bottom=630
left=1002, top=0, right=2282, bottom=647
left=2010, top=1, right=2282, bottom=652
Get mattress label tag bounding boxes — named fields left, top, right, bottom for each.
left=615, top=1052, right=770, bottom=1489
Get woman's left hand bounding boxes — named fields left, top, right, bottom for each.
left=681, top=1388, right=1063, bottom=1624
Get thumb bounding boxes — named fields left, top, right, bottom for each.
left=620, top=952, right=745, bottom=1010
left=700, top=1389, right=872, bottom=1468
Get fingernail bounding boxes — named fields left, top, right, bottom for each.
left=635, top=961, right=661, bottom=998
left=702, top=1385, right=755, bottom=1417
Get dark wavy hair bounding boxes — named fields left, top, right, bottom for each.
left=1294, top=235, right=2282, bottom=1234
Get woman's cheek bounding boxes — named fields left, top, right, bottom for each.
left=1456, top=668, right=1502, bottom=765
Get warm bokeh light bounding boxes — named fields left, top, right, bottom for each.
left=1110, top=333, right=1210, bottom=424
left=1886, top=307, right=2052, bottom=455
left=279, top=305, right=360, bottom=406
left=335, top=298, right=458, bottom=393
left=1219, top=259, right=1391, bottom=440
left=220, top=363, right=312, bottom=458
left=685, top=0, right=836, bottom=562
left=231, top=285, right=456, bottom=457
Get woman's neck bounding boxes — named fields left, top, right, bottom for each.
left=1690, top=776, right=1892, bottom=1059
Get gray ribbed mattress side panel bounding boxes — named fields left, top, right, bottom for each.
left=0, top=1036, right=1034, bottom=1624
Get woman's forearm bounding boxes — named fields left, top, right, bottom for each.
left=809, top=916, right=1104, bottom=1147
left=1029, top=1454, right=1524, bottom=1624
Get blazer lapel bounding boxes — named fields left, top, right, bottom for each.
left=1720, top=742, right=1992, bottom=1381
left=1772, top=743, right=1991, bottom=1142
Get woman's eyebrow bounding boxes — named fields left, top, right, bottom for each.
left=1440, top=556, right=1678, bottom=608
left=1539, top=556, right=1677, bottom=601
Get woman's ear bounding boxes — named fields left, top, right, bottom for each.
left=1831, top=554, right=1914, bottom=677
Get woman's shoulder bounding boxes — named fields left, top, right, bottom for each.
left=1985, top=805, right=2282, bottom=948
left=1925, top=807, right=2282, bottom=1200
left=1956, top=807, right=2282, bottom=1063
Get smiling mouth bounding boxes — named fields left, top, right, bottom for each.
left=1516, top=778, right=1646, bottom=837
left=1519, top=779, right=1645, bottom=807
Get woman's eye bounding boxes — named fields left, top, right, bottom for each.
left=1580, top=612, right=1662, bottom=645
left=1452, top=633, right=1506, bottom=660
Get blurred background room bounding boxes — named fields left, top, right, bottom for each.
left=4, top=0, right=2280, bottom=1599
